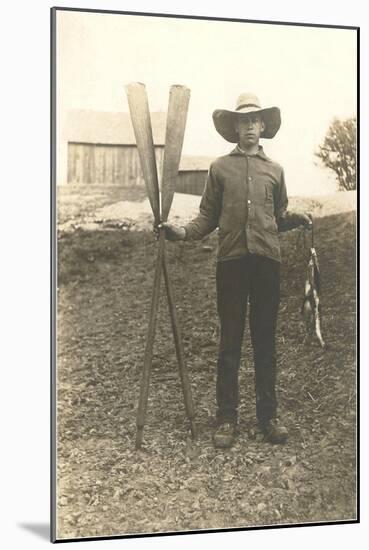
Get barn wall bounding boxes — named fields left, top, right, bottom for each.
left=176, top=171, right=207, bottom=196
left=67, top=143, right=164, bottom=185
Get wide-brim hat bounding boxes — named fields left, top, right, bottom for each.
left=212, top=92, right=281, bottom=142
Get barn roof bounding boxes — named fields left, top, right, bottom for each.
left=179, top=155, right=214, bottom=172
left=65, top=109, right=166, bottom=145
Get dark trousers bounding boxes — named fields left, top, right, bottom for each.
left=216, top=254, right=280, bottom=426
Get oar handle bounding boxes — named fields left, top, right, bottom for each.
left=135, top=231, right=165, bottom=449
left=162, top=246, right=197, bottom=439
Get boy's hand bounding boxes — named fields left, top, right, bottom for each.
left=153, top=222, right=186, bottom=241
left=300, top=212, right=313, bottom=230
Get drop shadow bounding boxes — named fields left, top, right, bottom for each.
left=18, top=522, right=49, bottom=541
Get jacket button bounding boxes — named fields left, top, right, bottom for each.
left=247, top=199, right=251, bottom=204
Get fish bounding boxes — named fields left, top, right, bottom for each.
left=301, top=247, right=325, bottom=348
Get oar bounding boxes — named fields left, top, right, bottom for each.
left=126, top=82, right=196, bottom=447
left=125, top=82, right=163, bottom=449
left=160, top=85, right=197, bottom=438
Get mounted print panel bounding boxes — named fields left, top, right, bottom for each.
left=51, top=7, right=358, bottom=543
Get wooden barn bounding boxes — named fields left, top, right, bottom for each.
left=177, top=156, right=214, bottom=196
left=65, top=109, right=166, bottom=185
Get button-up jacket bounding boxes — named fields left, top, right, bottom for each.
left=183, top=146, right=304, bottom=263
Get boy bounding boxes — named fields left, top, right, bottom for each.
left=160, top=93, right=312, bottom=448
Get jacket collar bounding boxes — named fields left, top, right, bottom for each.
left=230, top=144, right=269, bottom=161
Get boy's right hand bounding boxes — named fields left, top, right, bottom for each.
left=154, top=223, right=186, bottom=241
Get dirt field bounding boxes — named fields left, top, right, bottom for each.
left=57, top=184, right=147, bottom=225
left=56, top=188, right=357, bottom=540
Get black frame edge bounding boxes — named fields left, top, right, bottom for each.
left=356, top=25, right=360, bottom=524
left=51, top=5, right=57, bottom=544
left=51, top=5, right=359, bottom=31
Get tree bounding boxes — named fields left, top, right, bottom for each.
left=315, top=117, right=356, bottom=191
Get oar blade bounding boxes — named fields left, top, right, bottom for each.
left=161, top=85, right=190, bottom=222
left=125, top=82, right=160, bottom=223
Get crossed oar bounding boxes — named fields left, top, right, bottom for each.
left=125, top=82, right=197, bottom=449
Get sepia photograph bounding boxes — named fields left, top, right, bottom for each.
left=51, top=7, right=358, bottom=542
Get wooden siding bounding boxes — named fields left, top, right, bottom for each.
left=67, top=143, right=164, bottom=185
left=176, top=171, right=207, bottom=196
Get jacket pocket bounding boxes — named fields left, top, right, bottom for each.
left=218, top=229, right=244, bottom=257
left=264, top=185, right=275, bottom=216
left=265, top=185, right=273, bottom=202
left=255, top=203, right=278, bottom=235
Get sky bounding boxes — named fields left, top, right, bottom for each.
left=56, top=10, right=357, bottom=196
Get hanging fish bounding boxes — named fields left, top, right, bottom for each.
left=301, top=223, right=325, bottom=348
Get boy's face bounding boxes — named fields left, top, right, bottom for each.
left=235, top=113, right=265, bottom=147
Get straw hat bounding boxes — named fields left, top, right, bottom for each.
left=212, top=92, right=281, bottom=142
